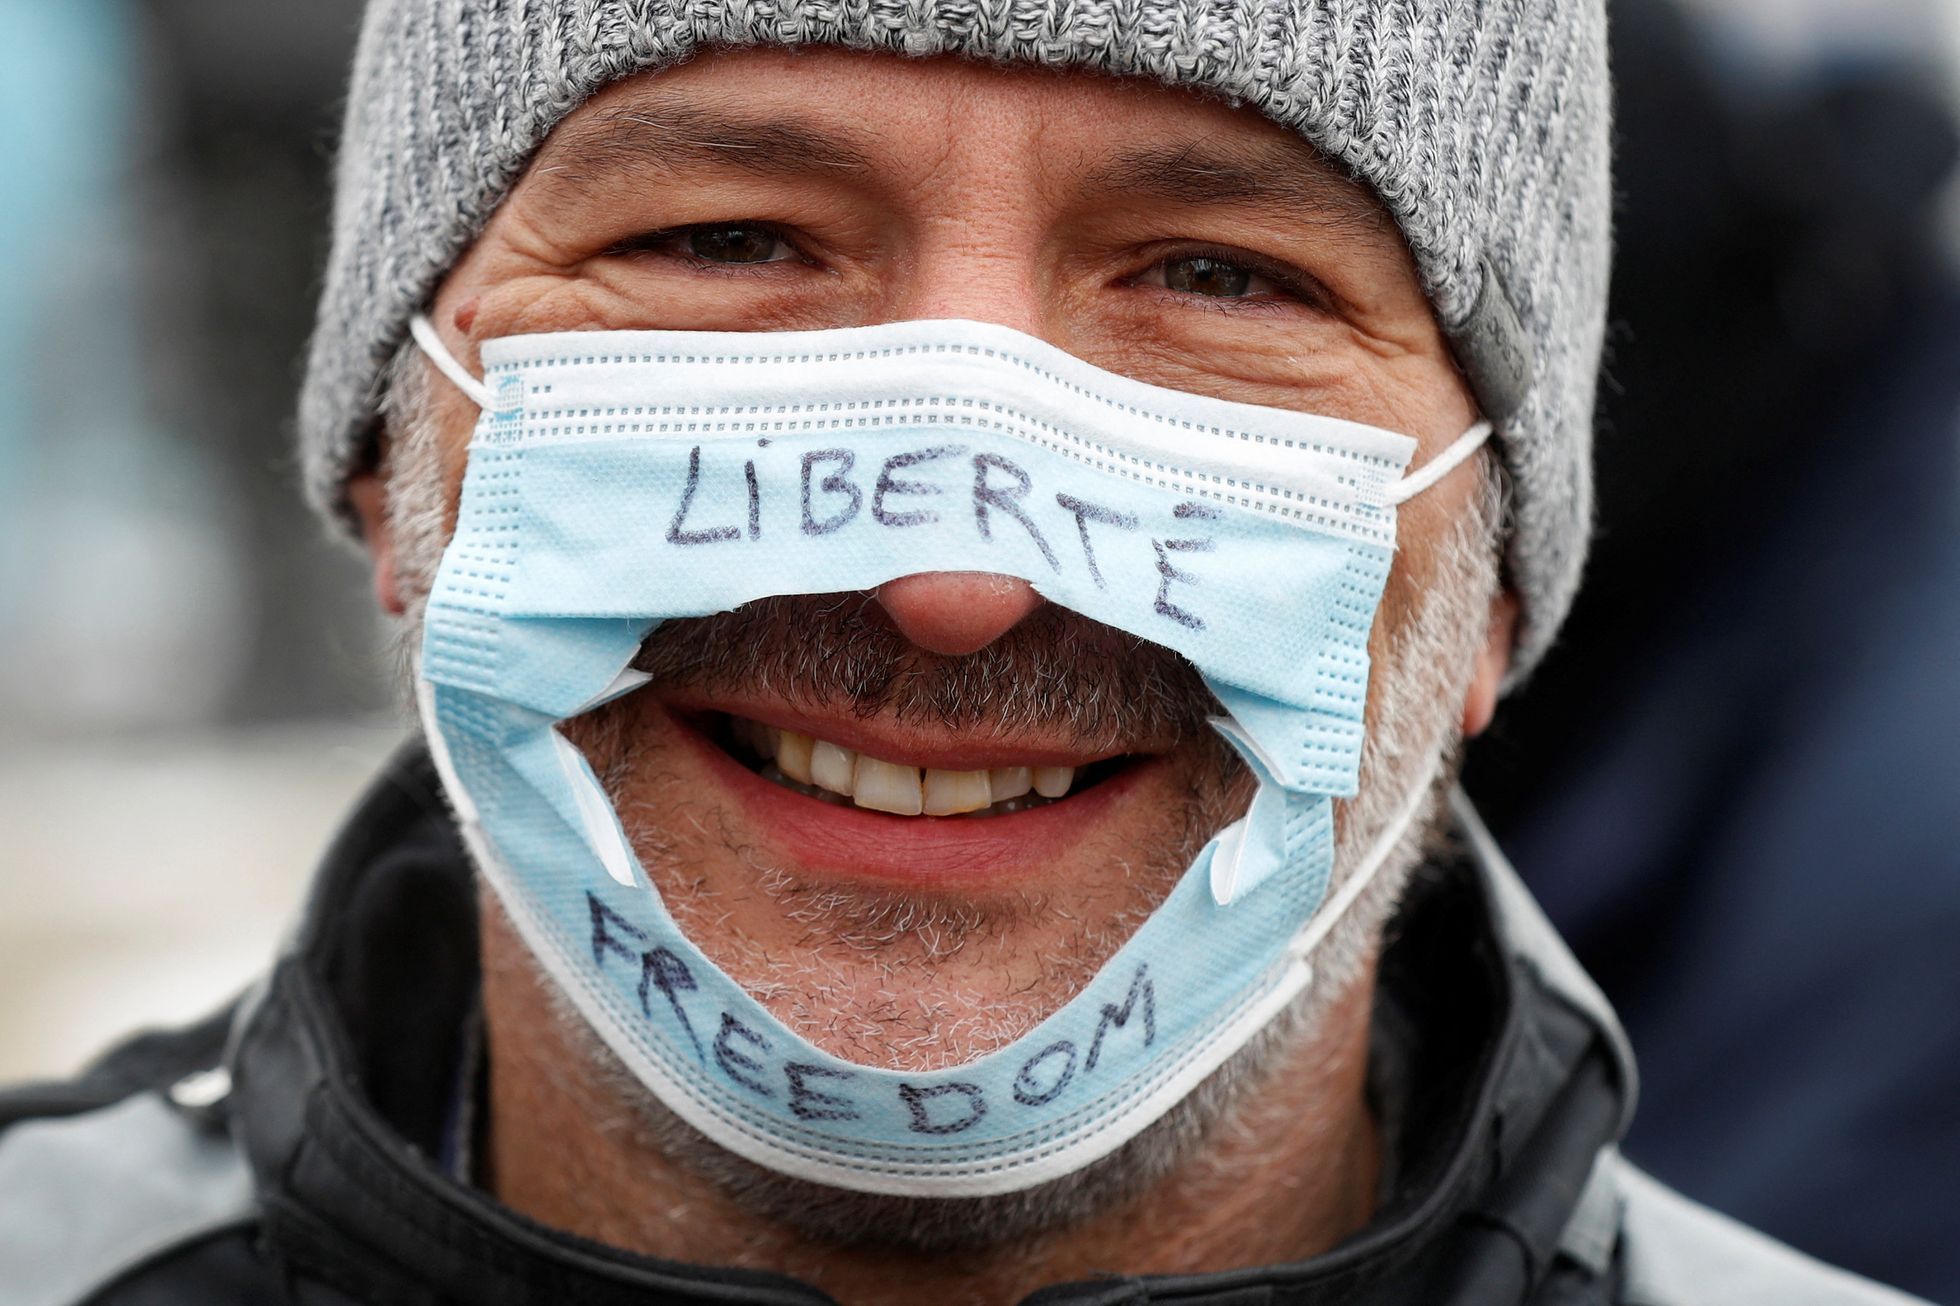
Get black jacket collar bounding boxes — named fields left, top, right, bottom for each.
left=227, top=745, right=1631, bottom=1304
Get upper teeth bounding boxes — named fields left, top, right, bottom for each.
left=738, top=719, right=1078, bottom=816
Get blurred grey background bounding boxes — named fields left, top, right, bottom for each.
left=1, top=0, right=1957, bottom=1297
left=0, top=0, right=397, bottom=1081
left=1459, top=0, right=1960, bottom=1297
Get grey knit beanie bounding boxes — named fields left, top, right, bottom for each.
left=300, top=0, right=1611, bottom=677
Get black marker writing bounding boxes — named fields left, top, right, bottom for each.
left=586, top=894, right=1176, bottom=1132
left=641, top=948, right=705, bottom=1064
left=588, top=893, right=704, bottom=1063
left=1085, top=963, right=1157, bottom=1073
left=667, top=446, right=743, bottom=545
left=1055, top=492, right=1138, bottom=589
left=786, top=1063, right=861, bottom=1122
left=588, top=892, right=651, bottom=968
left=899, top=1081, right=989, bottom=1135
left=873, top=444, right=967, bottom=528
left=800, top=449, right=862, bottom=536
left=1151, top=536, right=1215, bottom=630
left=972, top=453, right=1059, bottom=570
left=1011, top=1040, right=1078, bottom=1107
left=714, top=1012, right=773, bottom=1097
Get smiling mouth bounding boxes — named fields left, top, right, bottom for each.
left=712, top=713, right=1131, bottom=818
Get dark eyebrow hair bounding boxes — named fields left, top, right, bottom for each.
left=1085, top=136, right=1401, bottom=246
left=519, top=97, right=1400, bottom=259
left=522, top=102, right=875, bottom=197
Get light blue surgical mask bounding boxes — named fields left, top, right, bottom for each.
left=410, top=315, right=1488, bottom=1197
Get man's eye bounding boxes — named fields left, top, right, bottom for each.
left=683, top=225, right=796, bottom=264
left=1145, top=255, right=1278, bottom=299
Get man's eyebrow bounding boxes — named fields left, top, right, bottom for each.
left=1085, top=138, right=1400, bottom=245
left=523, top=103, right=875, bottom=195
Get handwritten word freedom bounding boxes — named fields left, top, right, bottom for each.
left=589, top=891, right=1157, bottom=1138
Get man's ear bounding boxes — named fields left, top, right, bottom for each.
left=1461, top=587, right=1519, bottom=738
left=346, top=470, right=407, bottom=617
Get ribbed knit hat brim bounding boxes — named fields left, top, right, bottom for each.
left=300, top=0, right=1611, bottom=678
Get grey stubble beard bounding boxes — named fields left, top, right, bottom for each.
left=379, top=345, right=1505, bottom=1253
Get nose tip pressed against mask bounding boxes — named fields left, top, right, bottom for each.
left=409, top=315, right=1489, bottom=1197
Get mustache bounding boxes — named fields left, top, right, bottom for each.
left=631, top=593, right=1224, bottom=751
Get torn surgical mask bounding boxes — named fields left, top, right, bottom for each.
left=410, top=315, right=1488, bottom=1197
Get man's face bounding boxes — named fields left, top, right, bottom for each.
left=377, top=48, right=1500, bottom=1074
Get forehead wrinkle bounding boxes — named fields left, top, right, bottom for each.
left=1089, top=135, right=1400, bottom=245
left=522, top=101, right=877, bottom=200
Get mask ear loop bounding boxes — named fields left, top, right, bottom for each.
left=414, top=310, right=653, bottom=888
left=410, top=314, right=494, bottom=410
left=1280, top=425, right=1481, bottom=949
left=1286, top=756, right=1439, bottom=963
left=1384, top=421, right=1493, bottom=506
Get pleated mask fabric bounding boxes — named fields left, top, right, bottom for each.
left=413, top=316, right=1486, bottom=1195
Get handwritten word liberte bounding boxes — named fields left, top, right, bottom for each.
left=662, top=441, right=1221, bottom=631
left=588, top=891, right=1159, bottom=1138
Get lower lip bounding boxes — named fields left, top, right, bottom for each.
left=667, top=709, right=1154, bottom=890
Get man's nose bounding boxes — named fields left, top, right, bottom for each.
left=875, top=572, right=1045, bottom=656
left=869, top=231, right=1047, bottom=652
left=868, top=207, right=1056, bottom=656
